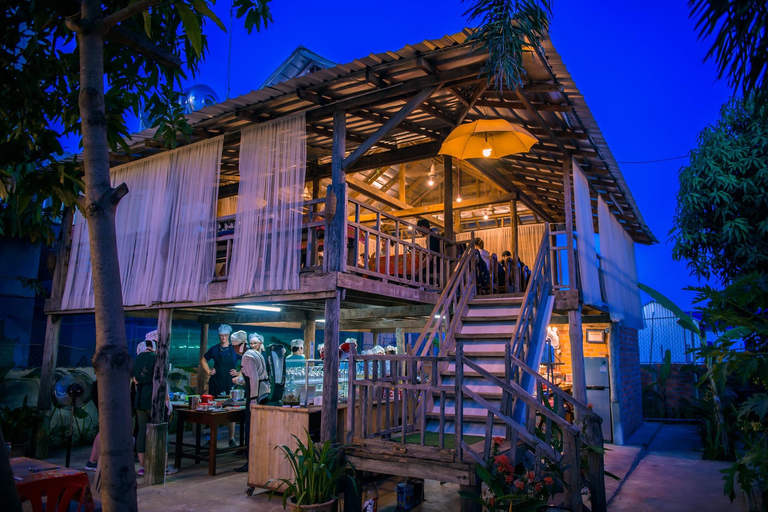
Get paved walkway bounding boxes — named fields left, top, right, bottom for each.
left=605, top=422, right=746, bottom=511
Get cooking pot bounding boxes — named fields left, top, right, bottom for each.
left=200, top=394, right=214, bottom=404
left=230, top=389, right=245, bottom=400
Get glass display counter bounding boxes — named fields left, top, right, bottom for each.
left=282, top=359, right=350, bottom=406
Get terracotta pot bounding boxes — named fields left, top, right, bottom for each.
left=293, top=499, right=336, bottom=512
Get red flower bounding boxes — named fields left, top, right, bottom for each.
left=492, top=436, right=504, bottom=447
left=587, top=403, right=594, bottom=410
left=505, top=474, right=514, bottom=484
left=535, top=483, right=543, bottom=492
left=514, top=480, right=525, bottom=490
left=544, top=477, right=554, bottom=486
left=494, top=454, right=513, bottom=475
left=527, top=471, right=535, bottom=482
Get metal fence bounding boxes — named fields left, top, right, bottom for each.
left=638, top=301, right=700, bottom=364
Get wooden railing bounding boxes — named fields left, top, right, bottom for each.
left=346, top=354, right=454, bottom=447
left=412, top=240, right=476, bottom=362
left=345, top=197, right=458, bottom=291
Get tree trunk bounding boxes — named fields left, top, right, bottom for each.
left=78, top=2, right=137, bottom=510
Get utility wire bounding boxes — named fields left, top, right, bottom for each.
left=616, top=155, right=689, bottom=164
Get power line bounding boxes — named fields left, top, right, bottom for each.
left=616, top=155, right=689, bottom=164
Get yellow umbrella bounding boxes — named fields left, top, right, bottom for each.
left=439, top=119, right=538, bottom=160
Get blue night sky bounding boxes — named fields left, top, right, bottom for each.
left=164, top=0, right=734, bottom=310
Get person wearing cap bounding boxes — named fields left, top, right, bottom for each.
left=340, top=338, right=357, bottom=360
left=132, top=330, right=157, bottom=476
left=286, top=339, right=305, bottom=368
left=231, top=332, right=270, bottom=472
left=200, top=325, right=242, bottom=448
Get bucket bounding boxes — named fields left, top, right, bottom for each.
left=396, top=482, right=414, bottom=509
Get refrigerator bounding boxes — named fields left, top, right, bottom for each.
left=584, top=357, right=613, bottom=442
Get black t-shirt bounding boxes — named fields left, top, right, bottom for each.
left=204, top=344, right=240, bottom=397
left=133, top=351, right=156, bottom=410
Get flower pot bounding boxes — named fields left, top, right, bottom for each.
left=294, top=498, right=336, bottom=512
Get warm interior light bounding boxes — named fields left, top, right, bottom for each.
left=428, top=177, right=434, bottom=186
left=316, top=319, right=326, bottom=323
left=482, top=134, right=492, bottom=157
left=483, top=212, right=489, bottom=220
left=234, top=304, right=282, bottom=312
left=456, top=195, right=462, bottom=203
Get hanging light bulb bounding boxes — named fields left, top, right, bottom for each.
left=456, top=164, right=461, bottom=202
left=428, top=176, right=434, bottom=186
left=428, top=162, right=435, bottom=186
left=482, top=134, right=493, bottom=158
left=483, top=211, right=489, bottom=220
left=456, top=195, right=462, bottom=203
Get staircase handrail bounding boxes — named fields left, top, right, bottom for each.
left=414, top=240, right=477, bottom=360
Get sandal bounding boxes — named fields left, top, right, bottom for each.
left=137, top=467, right=145, bottom=477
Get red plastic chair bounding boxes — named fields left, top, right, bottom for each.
left=17, top=470, right=90, bottom=512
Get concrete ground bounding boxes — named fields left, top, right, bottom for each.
left=33, top=421, right=746, bottom=511
left=605, top=422, right=746, bottom=511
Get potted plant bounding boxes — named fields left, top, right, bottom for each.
left=0, top=396, right=42, bottom=457
left=269, top=430, right=356, bottom=511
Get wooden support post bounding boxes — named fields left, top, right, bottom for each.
left=510, top=198, right=520, bottom=291
left=563, top=158, right=577, bottom=289
left=444, top=155, right=454, bottom=243
left=585, top=413, right=607, bottom=512
left=326, top=110, right=348, bottom=273
left=197, top=323, right=209, bottom=394
left=395, top=328, right=405, bottom=355
left=146, top=308, right=172, bottom=486
left=36, top=208, right=72, bottom=458
left=569, top=306, right=587, bottom=408
left=303, top=320, right=316, bottom=358
left=398, top=163, right=406, bottom=203
left=321, top=292, right=341, bottom=443
left=144, top=423, right=168, bottom=486
left=563, top=429, right=583, bottom=512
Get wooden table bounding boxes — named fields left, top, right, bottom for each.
left=174, top=408, right=246, bottom=476
left=11, top=456, right=94, bottom=512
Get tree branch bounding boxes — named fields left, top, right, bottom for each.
left=101, top=0, right=161, bottom=32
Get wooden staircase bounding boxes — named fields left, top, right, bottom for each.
left=346, top=224, right=607, bottom=512
left=429, top=295, right=525, bottom=437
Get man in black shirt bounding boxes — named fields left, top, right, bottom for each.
left=201, top=325, right=242, bottom=448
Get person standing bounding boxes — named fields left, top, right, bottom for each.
left=201, top=325, right=242, bottom=448
left=133, top=330, right=157, bottom=476
left=232, top=333, right=269, bottom=473
left=286, top=339, right=305, bottom=368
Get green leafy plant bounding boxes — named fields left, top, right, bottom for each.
left=269, top=430, right=356, bottom=508
left=0, top=395, right=42, bottom=445
left=643, top=350, right=673, bottom=418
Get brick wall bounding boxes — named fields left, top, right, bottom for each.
left=641, top=363, right=702, bottom=418
left=616, top=326, right=642, bottom=438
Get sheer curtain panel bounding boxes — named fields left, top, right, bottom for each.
left=598, top=197, right=643, bottom=328
left=456, top=227, right=511, bottom=257
left=518, top=224, right=546, bottom=268
left=227, top=113, right=306, bottom=297
left=573, top=159, right=602, bottom=305
left=61, top=138, right=222, bottom=309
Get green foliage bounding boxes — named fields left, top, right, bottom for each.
left=686, top=274, right=768, bottom=500
left=688, top=0, right=768, bottom=102
left=0, top=395, right=42, bottom=444
left=463, top=0, right=552, bottom=91
left=269, top=430, right=356, bottom=507
left=0, top=0, right=272, bottom=245
left=638, top=283, right=700, bottom=334
left=671, top=95, right=768, bottom=283
left=643, top=350, right=673, bottom=418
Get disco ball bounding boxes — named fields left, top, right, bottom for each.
left=181, top=84, right=220, bottom=114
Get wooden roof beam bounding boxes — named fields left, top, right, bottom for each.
left=342, top=86, right=439, bottom=172
left=316, top=141, right=441, bottom=177
left=307, top=124, right=397, bottom=150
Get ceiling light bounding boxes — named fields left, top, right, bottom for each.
left=482, top=136, right=493, bottom=158
left=456, top=195, right=462, bottom=203
left=483, top=212, right=489, bottom=220
left=428, top=177, right=434, bottom=186
left=316, top=319, right=326, bottom=323
left=234, top=304, right=282, bottom=312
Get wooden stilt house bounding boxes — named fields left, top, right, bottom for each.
left=41, top=30, right=654, bottom=511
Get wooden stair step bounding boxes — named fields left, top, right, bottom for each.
left=461, top=315, right=519, bottom=323
left=459, top=324, right=516, bottom=336
left=469, top=297, right=523, bottom=306
left=456, top=332, right=513, bottom=340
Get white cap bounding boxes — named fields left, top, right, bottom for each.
left=231, top=330, right=247, bottom=345
left=371, top=345, right=385, bottom=355
left=248, top=333, right=264, bottom=344
left=344, top=338, right=357, bottom=345
left=317, top=344, right=325, bottom=354
left=136, top=341, right=147, bottom=355
left=291, top=339, right=304, bottom=349
left=218, top=324, right=233, bottom=335
left=145, top=330, right=158, bottom=342
left=385, top=345, right=397, bottom=354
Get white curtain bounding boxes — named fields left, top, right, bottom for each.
left=598, top=196, right=643, bottom=329
left=518, top=224, right=546, bottom=268
left=455, top=224, right=545, bottom=267
left=161, top=138, right=223, bottom=302
left=61, top=137, right=222, bottom=309
left=227, top=113, right=306, bottom=297
left=573, top=159, right=601, bottom=305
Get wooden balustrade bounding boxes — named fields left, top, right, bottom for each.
left=345, top=197, right=458, bottom=291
